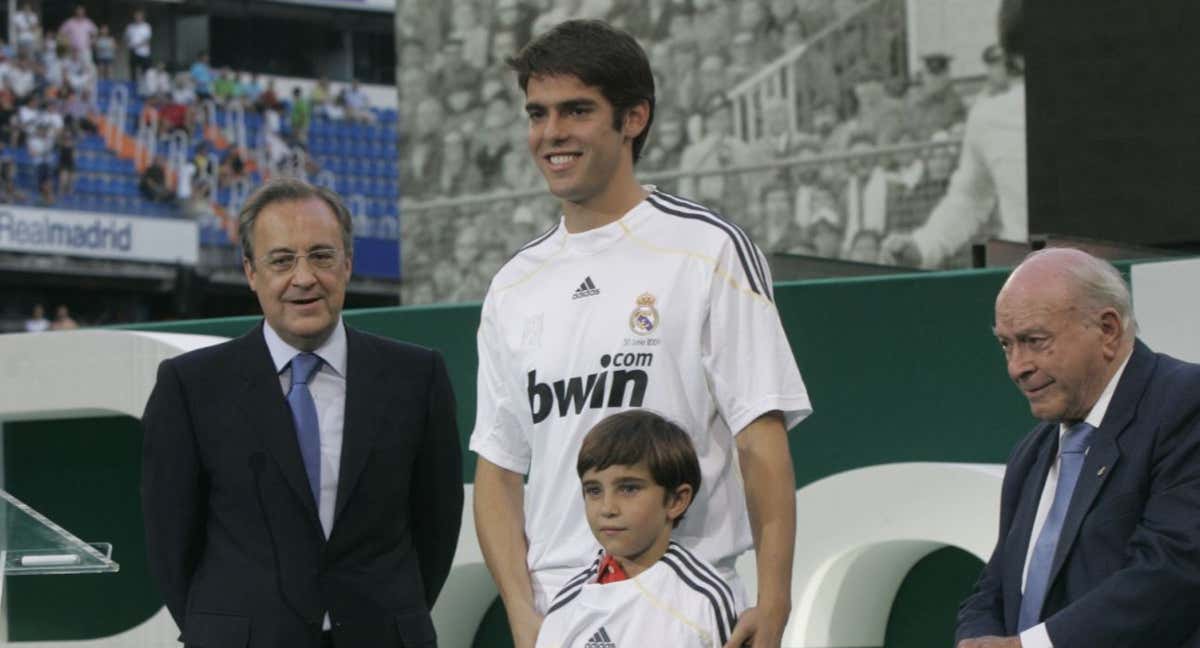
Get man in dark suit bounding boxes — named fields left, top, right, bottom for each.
left=142, top=178, right=462, bottom=648
left=957, top=248, right=1200, bottom=648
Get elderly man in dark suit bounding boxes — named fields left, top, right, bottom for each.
left=142, top=178, right=462, bottom=648
left=957, top=248, right=1200, bottom=648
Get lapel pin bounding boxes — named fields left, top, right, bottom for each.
left=1097, top=466, right=1107, bottom=477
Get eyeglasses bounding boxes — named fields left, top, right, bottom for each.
left=259, top=248, right=343, bottom=274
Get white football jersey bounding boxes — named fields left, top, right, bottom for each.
left=536, top=543, right=738, bottom=648
left=470, top=188, right=812, bottom=602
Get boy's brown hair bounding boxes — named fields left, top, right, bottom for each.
left=577, top=410, right=701, bottom=527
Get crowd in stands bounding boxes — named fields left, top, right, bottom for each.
left=398, top=0, right=1014, bottom=304
left=22, top=303, right=79, bottom=332
left=3, top=3, right=399, bottom=248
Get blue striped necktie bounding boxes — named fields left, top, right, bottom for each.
left=286, top=352, right=323, bottom=506
left=1019, top=421, right=1094, bottom=631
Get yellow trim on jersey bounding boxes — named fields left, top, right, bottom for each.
left=493, top=229, right=569, bottom=295
left=631, top=575, right=715, bottom=648
left=617, top=219, right=771, bottom=306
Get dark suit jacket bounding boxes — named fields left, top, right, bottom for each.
left=141, top=323, right=463, bottom=648
left=957, top=340, right=1200, bottom=647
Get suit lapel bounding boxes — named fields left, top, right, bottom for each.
left=333, top=328, right=384, bottom=527
left=1045, top=341, right=1155, bottom=591
left=1003, top=423, right=1058, bottom=629
left=234, top=324, right=323, bottom=530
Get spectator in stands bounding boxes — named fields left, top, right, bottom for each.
left=93, top=25, right=116, bottom=80
left=24, top=304, right=50, bottom=332
left=0, top=137, right=20, bottom=202
left=757, top=181, right=795, bottom=248
left=845, top=229, right=881, bottom=264
left=24, top=98, right=61, bottom=205
left=887, top=131, right=955, bottom=232
left=59, top=5, right=98, bottom=62
left=882, top=0, right=1026, bottom=268
left=728, top=32, right=758, bottom=81
left=663, top=39, right=702, bottom=115
left=157, top=91, right=190, bottom=136
left=13, top=3, right=42, bottom=60
left=810, top=211, right=845, bottom=259
left=256, top=79, right=280, bottom=112
left=471, top=95, right=514, bottom=188
left=640, top=106, right=688, bottom=178
left=139, top=155, right=172, bottom=203
left=982, top=44, right=1010, bottom=96
left=692, top=0, right=736, bottom=57
left=738, top=0, right=783, bottom=62
left=432, top=37, right=481, bottom=97
left=288, top=86, right=311, bottom=143
left=212, top=67, right=237, bottom=106
left=124, top=9, right=152, bottom=81
left=7, top=58, right=36, bottom=104
left=238, top=72, right=262, bottom=107
left=493, top=0, right=534, bottom=49
left=189, top=51, right=213, bottom=99
left=619, top=0, right=679, bottom=42
left=51, top=305, right=79, bottom=330
left=218, top=146, right=249, bottom=187
left=402, top=96, right=444, bottom=198
left=435, top=129, right=483, bottom=196
left=484, top=30, right=519, bottom=80
left=678, top=93, right=756, bottom=213
left=450, top=2, right=489, bottom=69
left=343, top=79, right=373, bottom=124
left=696, top=52, right=730, bottom=106
left=310, top=76, right=334, bottom=118
left=57, top=119, right=76, bottom=196
left=140, top=61, right=170, bottom=98
left=909, top=53, right=966, bottom=138
left=64, top=50, right=96, bottom=96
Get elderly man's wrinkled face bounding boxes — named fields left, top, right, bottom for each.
left=993, top=263, right=1117, bottom=422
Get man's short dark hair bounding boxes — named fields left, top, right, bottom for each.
left=238, top=178, right=354, bottom=262
left=577, top=410, right=701, bottom=527
left=507, top=19, right=656, bottom=163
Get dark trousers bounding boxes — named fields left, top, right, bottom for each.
left=320, top=630, right=335, bottom=648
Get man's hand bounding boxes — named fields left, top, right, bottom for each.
left=880, top=233, right=923, bottom=267
left=957, top=636, right=1021, bottom=648
left=723, top=604, right=789, bottom=648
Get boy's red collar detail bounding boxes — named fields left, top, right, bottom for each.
left=597, top=553, right=629, bottom=584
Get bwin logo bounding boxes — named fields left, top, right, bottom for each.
left=527, top=354, right=653, bottom=424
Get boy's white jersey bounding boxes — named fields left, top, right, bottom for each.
left=470, top=188, right=812, bottom=597
left=535, top=543, right=739, bottom=648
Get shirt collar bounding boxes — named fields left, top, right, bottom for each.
left=262, top=319, right=348, bottom=378
left=1059, top=348, right=1132, bottom=437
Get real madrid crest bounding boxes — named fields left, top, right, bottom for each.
left=629, top=293, right=660, bottom=336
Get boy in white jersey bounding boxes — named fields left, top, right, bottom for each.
left=537, top=410, right=737, bottom=648
left=472, top=19, right=812, bottom=648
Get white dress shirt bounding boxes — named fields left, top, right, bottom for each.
left=1019, top=352, right=1130, bottom=648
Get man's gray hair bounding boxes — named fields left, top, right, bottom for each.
left=1025, top=248, right=1139, bottom=335
left=237, top=178, right=354, bottom=262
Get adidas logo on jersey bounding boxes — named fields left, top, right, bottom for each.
left=573, top=277, right=600, bottom=300
left=584, top=626, right=615, bottom=648
left=527, top=353, right=653, bottom=424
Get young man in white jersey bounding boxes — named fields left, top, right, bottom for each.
left=471, top=19, right=812, bottom=648
left=537, top=410, right=737, bottom=648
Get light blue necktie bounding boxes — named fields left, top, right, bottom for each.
left=286, top=352, right=322, bottom=507
left=1019, top=421, right=1094, bottom=631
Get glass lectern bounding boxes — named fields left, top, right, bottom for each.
left=0, top=488, right=119, bottom=585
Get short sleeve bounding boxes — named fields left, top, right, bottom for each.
left=702, top=236, right=812, bottom=435
left=468, top=291, right=532, bottom=474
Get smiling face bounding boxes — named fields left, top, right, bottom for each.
left=524, top=73, right=647, bottom=214
left=582, top=462, right=691, bottom=576
left=243, top=197, right=351, bottom=351
left=993, top=258, right=1122, bottom=422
